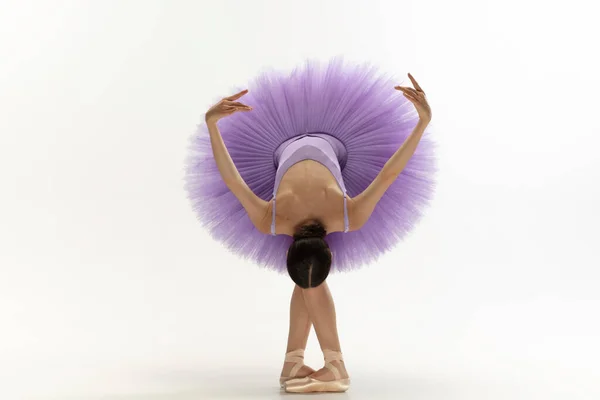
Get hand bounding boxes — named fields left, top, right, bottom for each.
left=395, top=73, right=431, bottom=123
left=205, top=90, right=253, bottom=124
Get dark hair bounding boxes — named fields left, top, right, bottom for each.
left=286, top=221, right=331, bottom=288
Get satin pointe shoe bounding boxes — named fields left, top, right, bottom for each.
left=279, top=349, right=309, bottom=388
left=284, top=349, right=350, bottom=393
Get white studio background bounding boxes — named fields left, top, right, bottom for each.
left=1, top=1, right=599, bottom=399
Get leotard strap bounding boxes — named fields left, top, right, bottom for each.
left=271, top=196, right=277, bottom=236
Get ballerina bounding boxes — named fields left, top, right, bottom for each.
left=196, top=70, right=432, bottom=393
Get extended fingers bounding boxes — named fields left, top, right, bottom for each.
left=224, top=100, right=252, bottom=109
left=225, top=89, right=249, bottom=101
left=395, top=86, right=419, bottom=96
left=402, top=93, right=419, bottom=104
left=221, top=97, right=252, bottom=111
left=408, top=73, right=425, bottom=94
left=222, top=106, right=252, bottom=113
left=395, top=86, right=424, bottom=102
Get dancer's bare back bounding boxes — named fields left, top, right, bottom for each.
left=204, top=73, right=431, bottom=236
left=269, top=160, right=349, bottom=235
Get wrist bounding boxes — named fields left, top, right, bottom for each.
left=418, top=116, right=431, bottom=125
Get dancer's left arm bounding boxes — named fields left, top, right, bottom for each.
left=348, top=73, right=431, bottom=231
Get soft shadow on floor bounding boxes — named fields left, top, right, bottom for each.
left=86, top=370, right=349, bottom=400
left=81, top=368, right=467, bottom=400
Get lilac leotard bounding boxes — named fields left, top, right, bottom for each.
left=271, top=133, right=349, bottom=236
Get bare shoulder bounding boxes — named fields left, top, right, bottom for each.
left=242, top=197, right=271, bottom=235
left=345, top=195, right=369, bottom=232
left=262, top=196, right=295, bottom=236
left=345, top=168, right=397, bottom=232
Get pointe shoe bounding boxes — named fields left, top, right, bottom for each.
left=284, top=349, right=350, bottom=393
left=279, top=349, right=309, bottom=388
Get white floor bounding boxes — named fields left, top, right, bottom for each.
left=3, top=242, right=600, bottom=400
left=3, top=361, right=599, bottom=400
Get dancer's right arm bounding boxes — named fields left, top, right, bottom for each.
left=205, top=90, right=272, bottom=234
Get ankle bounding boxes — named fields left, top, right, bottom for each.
left=322, top=348, right=342, bottom=354
left=283, top=349, right=306, bottom=366
left=322, top=349, right=343, bottom=361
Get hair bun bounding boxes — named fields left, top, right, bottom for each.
left=294, top=222, right=327, bottom=240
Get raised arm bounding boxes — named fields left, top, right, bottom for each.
left=348, top=74, right=432, bottom=231
left=205, top=90, right=271, bottom=234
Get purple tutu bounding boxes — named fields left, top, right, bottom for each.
left=184, top=58, right=436, bottom=273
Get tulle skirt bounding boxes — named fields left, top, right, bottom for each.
left=184, top=58, right=437, bottom=273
